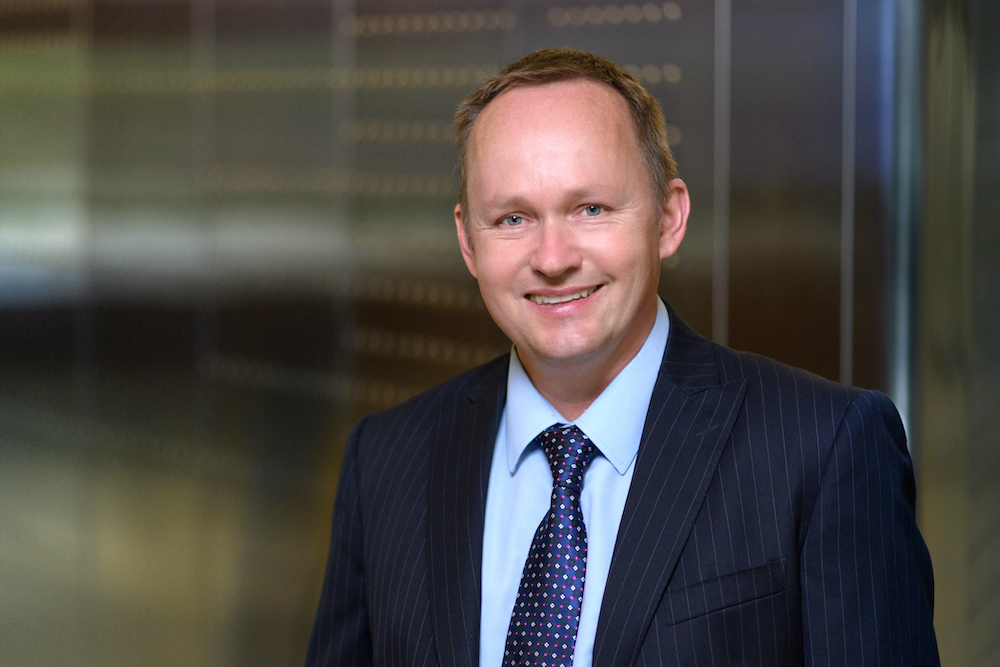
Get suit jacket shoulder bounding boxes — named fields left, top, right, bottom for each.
left=596, top=309, right=937, bottom=667
left=350, top=353, right=509, bottom=473
left=308, top=353, right=509, bottom=667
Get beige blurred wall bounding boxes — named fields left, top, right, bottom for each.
left=919, top=1, right=1000, bottom=665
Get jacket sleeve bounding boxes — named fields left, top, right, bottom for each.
left=306, top=417, right=373, bottom=667
left=799, top=389, right=939, bottom=665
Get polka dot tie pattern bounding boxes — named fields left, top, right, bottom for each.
left=503, top=424, right=597, bottom=667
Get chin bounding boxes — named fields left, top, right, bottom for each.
left=526, top=338, right=607, bottom=367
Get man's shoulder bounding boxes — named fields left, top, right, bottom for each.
left=665, top=307, right=859, bottom=406
left=707, top=340, right=900, bottom=434
left=667, top=308, right=897, bottom=429
left=680, top=330, right=907, bottom=491
left=716, top=344, right=852, bottom=397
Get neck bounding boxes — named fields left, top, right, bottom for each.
left=520, top=361, right=613, bottom=421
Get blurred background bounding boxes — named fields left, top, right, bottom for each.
left=0, top=0, right=996, bottom=664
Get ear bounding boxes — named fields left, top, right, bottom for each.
left=658, top=178, right=690, bottom=260
left=454, top=203, right=478, bottom=278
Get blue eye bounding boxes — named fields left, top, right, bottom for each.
left=583, top=205, right=603, bottom=216
left=502, top=214, right=524, bottom=226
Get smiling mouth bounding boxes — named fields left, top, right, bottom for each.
left=527, top=286, right=599, bottom=306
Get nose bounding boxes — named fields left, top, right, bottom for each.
left=529, top=219, right=582, bottom=277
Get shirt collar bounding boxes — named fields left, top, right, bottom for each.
left=504, top=298, right=670, bottom=475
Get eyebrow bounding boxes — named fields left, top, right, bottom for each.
left=481, top=188, right=605, bottom=213
left=481, top=195, right=530, bottom=213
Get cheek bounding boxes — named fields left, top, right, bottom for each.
left=472, top=267, right=516, bottom=314
left=476, top=249, right=521, bottom=285
left=590, top=234, right=652, bottom=273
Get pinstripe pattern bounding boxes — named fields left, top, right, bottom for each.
left=307, top=306, right=938, bottom=666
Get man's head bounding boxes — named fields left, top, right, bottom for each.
left=454, top=48, right=679, bottom=224
left=452, top=49, right=690, bottom=408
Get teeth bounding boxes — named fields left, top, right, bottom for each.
left=529, top=287, right=596, bottom=305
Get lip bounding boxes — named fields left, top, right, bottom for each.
left=525, top=285, right=601, bottom=306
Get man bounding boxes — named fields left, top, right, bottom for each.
left=307, top=49, right=938, bottom=666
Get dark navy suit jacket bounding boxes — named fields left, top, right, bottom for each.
left=307, top=307, right=939, bottom=666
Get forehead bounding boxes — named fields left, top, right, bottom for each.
left=469, top=78, right=638, bottom=157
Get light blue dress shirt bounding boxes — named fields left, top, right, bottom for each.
left=480, top=298, right=670, bottom=667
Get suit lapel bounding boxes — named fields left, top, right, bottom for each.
left=427, top=357, right=508, bottom=667
left=593, top=310, right=747, bottom=667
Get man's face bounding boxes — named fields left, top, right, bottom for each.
left=455, top=79, right=688, bottom=379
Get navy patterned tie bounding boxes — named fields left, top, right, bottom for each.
left=503, top=424, right=597, bottom=667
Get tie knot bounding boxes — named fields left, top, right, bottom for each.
left=538, top=424, right=596, bottom=492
